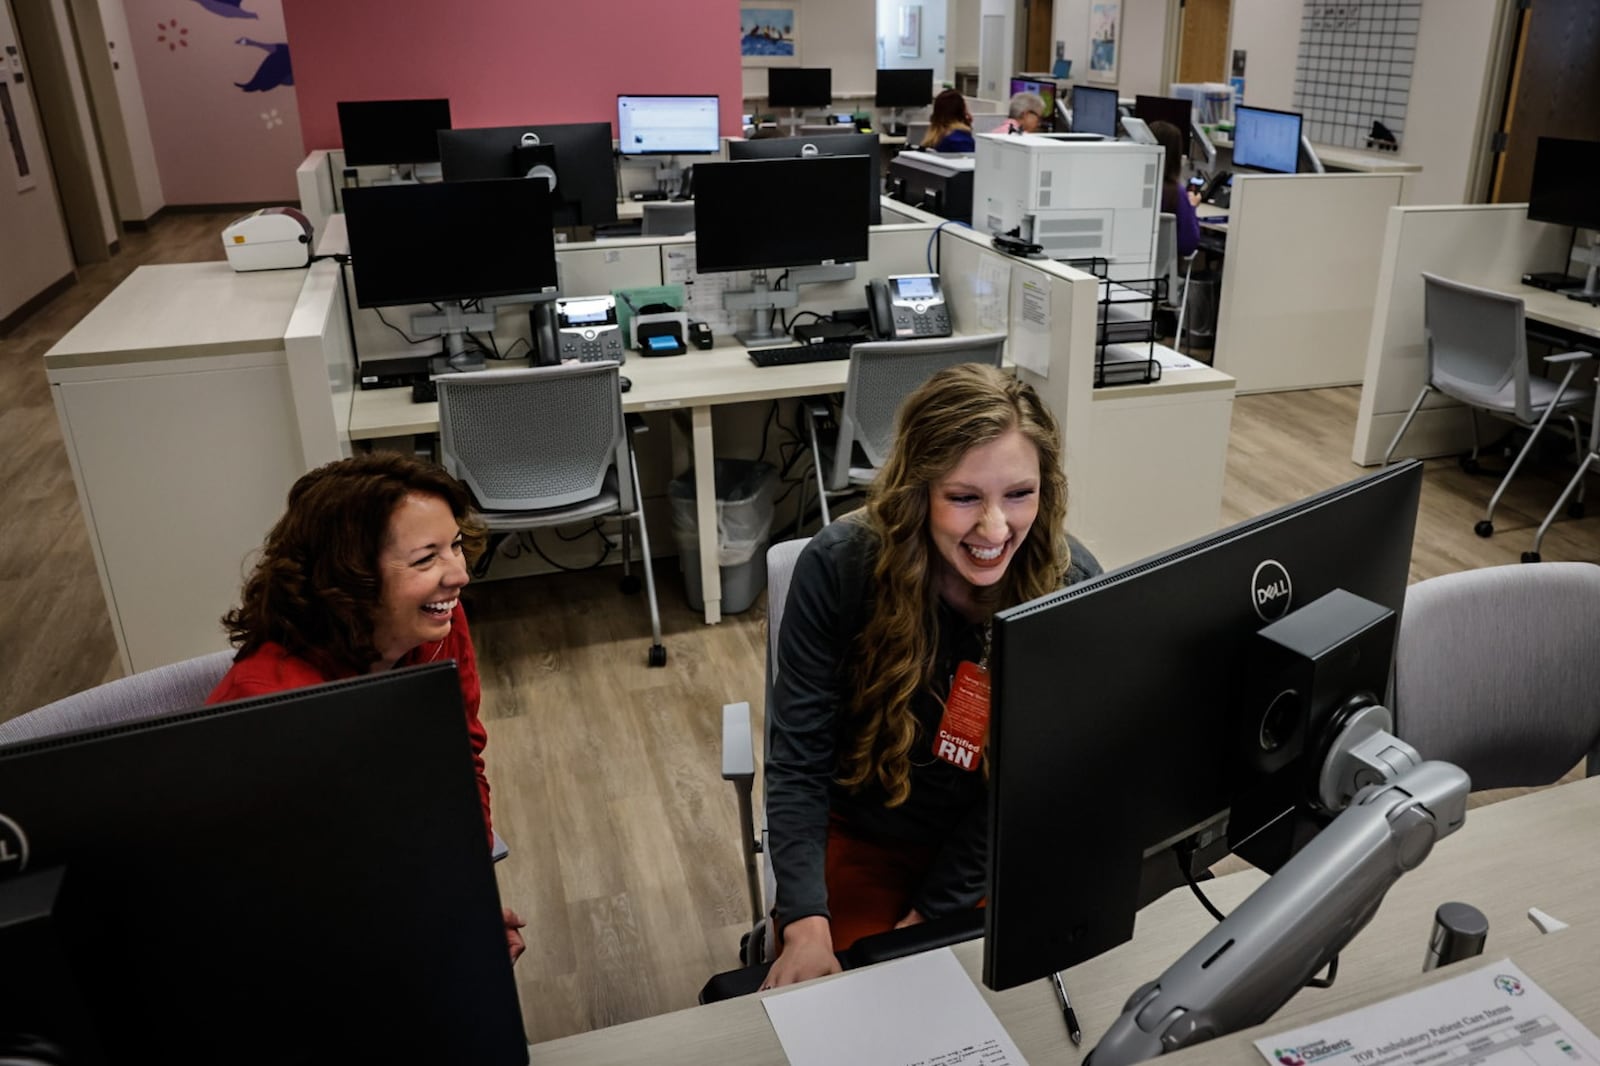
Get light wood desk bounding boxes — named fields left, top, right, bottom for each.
left=527, top=775, right=1600, bottom=1064
left=1211, top=135, right=1423, bottom=176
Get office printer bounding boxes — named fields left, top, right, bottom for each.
left=221, top=207, right=314, bottom=271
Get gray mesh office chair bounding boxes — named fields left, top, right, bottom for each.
left=1394, top=562, right=1600, bottom=790
left=802, top=334, right=1007, bottom=524
left=641, top=201, right=696, bottom=237
left=1382, top=273, right=1593, bottom=538
left=435, top=362, right=666, bottom=667
left=1157, top=212, right=1196, bottom=352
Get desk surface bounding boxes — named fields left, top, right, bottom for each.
left=44, top=262, right=306, bottom=370
left=1471, top=277, right=1600, bottom=342
left=527, top=775, right=1600, bottom=1065
left=1212, top=134, right=1421, bottom=174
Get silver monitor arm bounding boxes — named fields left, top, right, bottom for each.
left=1087, top=705, right=1470, bottom=1066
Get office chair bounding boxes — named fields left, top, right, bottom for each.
left=434, top=362, right=666, bottom=667
left=1394, top=562, right=1600, bottom=790
left=1156, top=211, right=1196, bottom=352
left=1382, top=273, right=1594, bottom=538
left=641, top=200, right=696, bottom=237
left=802, top=334, right=1008, bottom=525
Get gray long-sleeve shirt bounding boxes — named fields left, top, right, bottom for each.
left=765, top=518, right=1101, bottom=932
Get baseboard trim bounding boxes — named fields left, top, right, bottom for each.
left=0, top=272, right=77, bottom=337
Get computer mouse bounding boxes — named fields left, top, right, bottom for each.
left=619, top=375, right=632, bottom=393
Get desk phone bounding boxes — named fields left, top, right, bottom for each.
left=867, top=274, right=952, bottom=339
left=534, top=295, right=627, bottom=365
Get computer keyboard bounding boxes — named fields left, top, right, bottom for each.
left=748, top=341, right=855, bottom=368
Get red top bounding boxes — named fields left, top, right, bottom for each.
left=206, top=603, right=492, bottom=837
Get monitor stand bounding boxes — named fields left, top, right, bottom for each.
left=1562, top=230, right=1600, bottom=306
left=723, top=270, right=800, bottom=347
left=413, top=301, right=495, bottom=372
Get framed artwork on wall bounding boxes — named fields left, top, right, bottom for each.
left=740, top=5, right=799, bottom=68
left=1087, top=0, right=1121, bottom=84
left=898, top=5, right=922, bottom=59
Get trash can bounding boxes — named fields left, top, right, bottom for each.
left=1182, top=270, right=1220, bottom=348
left=669, top=459, right=778, bottom=614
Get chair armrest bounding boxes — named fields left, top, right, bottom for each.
left=1542, top=350, right=1597, bottom=365
left=721, top=701, right=755, bottom=782
left=841, top=909, right=986, bottom=969
left=802, top=397, right=833, bottom=423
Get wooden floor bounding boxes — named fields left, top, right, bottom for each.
left=3, top=212, right=1597, bottom=1043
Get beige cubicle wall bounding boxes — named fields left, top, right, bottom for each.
left=1212, top=171, right=1405, bottom=395
left=1351, top=204, right=1578, bottom=466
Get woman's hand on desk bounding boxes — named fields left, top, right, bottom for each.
left=894, top=908, right=927, bottom=930
left=1187, top=189, right=1202, bottom=207
left=504, top=907, right=527, bottom=964
left=761, top=915, right=842, bottom=988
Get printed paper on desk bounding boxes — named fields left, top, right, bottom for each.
left=762, top=946, right=1029, bottom=1066
left=1007, top=267, right=1051, bottom=378
left=1254, top=959, right=1600, bottom=1066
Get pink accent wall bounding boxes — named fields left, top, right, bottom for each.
left=123, top=0, right=304, bottom=204
left=281, top=0, right=744, bottom=151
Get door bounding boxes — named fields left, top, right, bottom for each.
left=1176, top=0, right=1231, bottom=85
left=1489, top=0, right=1600, bottom=203
left=1022, top=0, right=1053, bottom=73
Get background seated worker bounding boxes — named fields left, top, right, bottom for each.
left=761, top=363, right=1102, bottom=988
left=208, top=452, right=527, bottom=963
left=1150, top=119, right=1200, bottom=258
left=922, top=88, right=976, bottom=153
left=994, top=91, right=1045, bottom=134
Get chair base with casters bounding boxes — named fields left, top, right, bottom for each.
left=803, top=333, right=1008, bottom=527
left=436, top=363, right=665, bottom=668
left=1382, top=272, right=1595, bottom=540
left=1523, top=388, right=1600, bottom=563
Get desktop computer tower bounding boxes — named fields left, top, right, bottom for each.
left=972, top=134, right=1162, bottom=280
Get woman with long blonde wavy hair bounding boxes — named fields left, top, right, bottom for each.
left=761, top=363, right=1101, bottom=988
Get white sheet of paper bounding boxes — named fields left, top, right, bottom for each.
left=1254, top=959, right=1600, bottom=1066
left=762, top=947, right=1030, bottom=1066
left=1008, top=268, right=1052, bottom=378
left=664, top=246, right=737, bottom=336
left=976, top=256, right=1010, bottom=332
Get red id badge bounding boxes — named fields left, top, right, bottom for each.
left=933, top=660, right=990, bottom=772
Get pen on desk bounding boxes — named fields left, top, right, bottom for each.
left=1051, top=970, right=1083, bottom=1046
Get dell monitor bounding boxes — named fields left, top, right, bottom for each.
left=1527, top=137, right=1600, bottom=303
left=337, top=97, right=452, bottom=169
left=1134, top=94, right=1193, bottom=157
left=618, top=94, right=722, bottom=155
left=0, top=664, right=527, bottom=1064
left=1009, top=76, right=1057, bottom=131
left=1070, top=84, right=1119, bottom=138
left=728, top=132, right=884, bottom=224
left=343, top=178, right=558, bottom=368
left=438, top=122, right=619, bottom=228
left=983, top=460, right=1424, bottom=993
left=1232, top=105, right=1304, bottom=175
left=768, top=67, right=833, bottom=109
left=876, top=67, right=934, bottom=109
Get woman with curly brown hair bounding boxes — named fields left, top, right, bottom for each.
left=761, top=363, right=1100, bottom=988
left=206, top=452, right=525, bottom=961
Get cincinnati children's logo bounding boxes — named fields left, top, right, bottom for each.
left=1494, top=975, right=1526, bottom=997
left=1273, top=1039, right=1352, bottom=1065
left=1276, top=1050, right=1308, bottom=1066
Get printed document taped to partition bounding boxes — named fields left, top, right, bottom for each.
left=1008, top=268, right=1051, bottom=378
left=762, top=947, right=1028, bottom=1066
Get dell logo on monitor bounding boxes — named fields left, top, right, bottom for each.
left=0, top=813, right=29, bottom=878
left=1251, top=560, right=1293, bottom=621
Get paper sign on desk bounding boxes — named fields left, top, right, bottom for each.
left=1254, top=959, right=1600, bottom=1066
left=762, top=947, right=1030, bottom=1066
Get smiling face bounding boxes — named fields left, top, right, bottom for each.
left=370, top=492, right=469, bottom=670
left=926, top=428, right=1042, bottom=598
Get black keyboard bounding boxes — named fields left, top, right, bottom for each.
left=748, top=341, right=855, bottom=367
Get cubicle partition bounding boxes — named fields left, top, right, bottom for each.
left=1212, top=171, right=1405, bottom=394
left=1351, top=203, right=1576, bottom=466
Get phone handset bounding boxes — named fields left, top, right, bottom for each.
left=866, top=278, right=895, bottom=340
left=531, top=302, right=560, bottom=366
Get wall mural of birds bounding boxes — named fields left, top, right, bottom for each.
left=234, top=38, right=292, bottom=92
left=190, top=0, right=258, bottom=18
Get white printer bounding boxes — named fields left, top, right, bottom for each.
left=972, top=133, right=1162, bottom=280
left=220, top=207, right=314, bottom=271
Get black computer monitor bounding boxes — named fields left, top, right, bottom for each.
left=1232, top=105, right=1303, bottom=175
left=768, top=67, right=833, bottom=109
left=1527, top=137, right=1600, bottom=231
left=693, top=155, right=872, bottom=273
left=982, top=461, right=1423, bottom=992
left=1009, top=77, right=1057, bottom=129
left=876, top=68, right=934, bottom=108
left=728, top=132, right=883, bottom=224
left=617, top=94, right=722, bottom=155
left=337, top=97, right=452, bottom=167
left=1134, top=94, right=1193, bottom=157
left=342, top=178, right=558, bottom=307
left=437, top=122, right=619, bottom=228
left=0, top=664, right=527, bottom=1064
left=1070, top=84, right=1119, bottom=138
